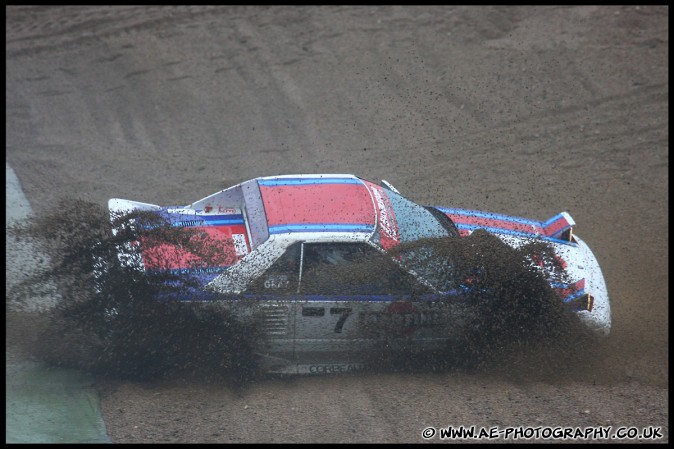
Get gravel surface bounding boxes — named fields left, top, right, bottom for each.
left=6, top=5, right=668, bottom=443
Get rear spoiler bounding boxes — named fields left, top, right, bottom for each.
left=438, top=207, right=577, bottom=243
left=108, top=198, right=162, bottom=215
left=107, top=198, right=163, bottom=234
left=542, top=212, right=575, bottom=242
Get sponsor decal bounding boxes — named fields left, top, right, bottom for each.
left=263, top=274, right=290, bottom=290
left=308, top=363, right=365, bottom=374
left=173, top=219, right=205, bottom=227
left=384, top=301, right=420, bottom=336
left=196, top=206, right=239, bottom=214
left=166, top=266, right=228, bottom=276
left=366, top=184, right=400, bottom=249
left=359, top=302, right=447, bottom=336
left=166, top=208, right=197, bottom=215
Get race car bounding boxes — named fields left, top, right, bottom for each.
left=108, top=174, right=611, bottom=374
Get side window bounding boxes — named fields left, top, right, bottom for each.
left=246, top=243, right=301, bottom=294
left=394, top=241, right=462, bottom=292
left=300, top=243, right=428, bottom=295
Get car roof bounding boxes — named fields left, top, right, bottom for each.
left=257, top=174, right=378, bottom=242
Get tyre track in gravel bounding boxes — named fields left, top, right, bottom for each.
left=6, top=6, right=246, bottom=58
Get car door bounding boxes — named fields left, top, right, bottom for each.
left=242, top=240, right=450, bottom=369
left=293, top=241, right=433, bottom=362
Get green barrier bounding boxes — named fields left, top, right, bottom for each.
left=6, top=164, right=111, bottom=443
left=5, top=362, right=111, bottom=444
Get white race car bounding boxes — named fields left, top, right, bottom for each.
left=108, top=174, right=611, bottom=374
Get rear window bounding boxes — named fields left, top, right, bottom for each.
left=384, top=190, right=450, bottom=242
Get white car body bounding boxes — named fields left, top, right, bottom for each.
left=109, top=174, right=611, bottom=374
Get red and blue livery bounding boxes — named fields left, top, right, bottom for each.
left=109, top=174, right=611, bottom=374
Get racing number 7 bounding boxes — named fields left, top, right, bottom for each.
left=330, top=308, right=352, bottom=333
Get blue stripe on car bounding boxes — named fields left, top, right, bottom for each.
left=268, top=223, right=375, bottom=234
left=258, top=177, right=363, bottom=186
left=562, top=289, right=587, bottom=303
left=541, top=212, right=566, bottom=227
left=550, top=282, right=575, bottom=289
left=436, top=207, right=541, bottom=226
left=161, top=213, right=245, bottom=227
left=455, top=223, right=575, bottom=245
left=190, top=218, right=245, bottom=226
left=239, top=293, right=450, bottom=302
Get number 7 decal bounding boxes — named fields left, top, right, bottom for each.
left=330, top=307, right=352, bottom=333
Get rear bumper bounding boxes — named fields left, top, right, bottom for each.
left=495, top=232, right=612, bottom=336
left=570, top=236, right=611, bottom=336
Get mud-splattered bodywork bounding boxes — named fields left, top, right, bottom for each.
left=108, top=174, right=611, bottom=374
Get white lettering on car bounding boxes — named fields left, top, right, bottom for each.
left=264, top=275, right=289, bottom=289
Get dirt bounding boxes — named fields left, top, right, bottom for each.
left=6, top=5, right=668, bottom=443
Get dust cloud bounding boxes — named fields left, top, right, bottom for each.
left=7, top=200, right=260, bottom=382
left=7, top=200, right=599, bottom=384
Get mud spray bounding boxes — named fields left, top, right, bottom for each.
left=7, top=199, right=260, bottom=383
left=7, top=199, right=600, bottom=384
